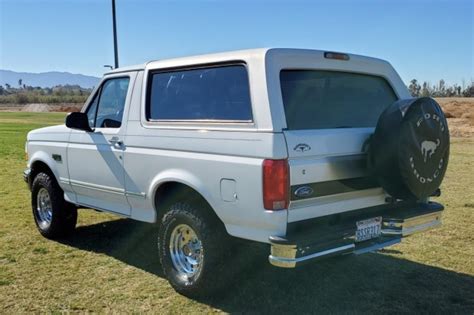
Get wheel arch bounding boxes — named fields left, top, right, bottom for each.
left=29, top=152, right=60, bottom=186
left=149, top=170, right=223, bottom=224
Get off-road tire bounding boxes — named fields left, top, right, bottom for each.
left=158, top=201, right=230, bottom=297
left=31, top=172, right=77, bottom=239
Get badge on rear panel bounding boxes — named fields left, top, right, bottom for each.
left=294, top=186, right=314, bottom=198
left=294, top=143, right=311, bottom=152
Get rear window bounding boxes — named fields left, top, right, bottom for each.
left=147, top=65, right=252, bottom=121
left=280, top=70, right=398, bottom=130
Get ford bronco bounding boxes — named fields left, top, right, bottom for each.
left=24, top=48, right=449, bottom=296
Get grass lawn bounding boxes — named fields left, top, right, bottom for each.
left=0, top=112, right=473, bottom=313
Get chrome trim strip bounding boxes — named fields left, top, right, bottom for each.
left=125, top=191, right=146, bottom=198
left=289, top=187, right=386, bottom=210
left=69, top=179, right=125, bottom=195
left=67, top=179, right=146, bottom=198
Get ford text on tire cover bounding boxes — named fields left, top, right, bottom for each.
left=23, top=49, right=449, bottom=296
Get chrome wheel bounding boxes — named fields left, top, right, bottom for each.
left=36, top=187, right=52, bottom=229
left=169, top=224, right=203, bottom=279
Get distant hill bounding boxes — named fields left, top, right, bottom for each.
left=0, top=70, right=100, bottom=89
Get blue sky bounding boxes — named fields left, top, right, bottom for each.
left=1, top=0, right=472, bottom=86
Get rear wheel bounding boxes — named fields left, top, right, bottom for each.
left=158, top=201, right=229, bottom=297
left=31, top=172, right=77, bottom=239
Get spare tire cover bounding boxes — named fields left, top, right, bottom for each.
left=369, top=97, right=450, bottom=200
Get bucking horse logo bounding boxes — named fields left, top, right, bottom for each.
left=421, top=139, right=440, bottom=162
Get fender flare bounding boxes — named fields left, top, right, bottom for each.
left=148, top=168, right=222, bottom=220
left=29, top=151, right=61, bottom=183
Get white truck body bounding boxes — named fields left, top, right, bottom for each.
left=26, top=49, right=443, bottom=273
left=27, top=48, right=412, bottom=242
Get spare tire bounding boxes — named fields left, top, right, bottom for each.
left=369, top=97, right=450, bottom=200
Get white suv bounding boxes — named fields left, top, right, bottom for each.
left=24, top=48, right=449, bottom=296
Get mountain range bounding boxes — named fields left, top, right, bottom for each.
left=0, top=70, right=100, bottom=89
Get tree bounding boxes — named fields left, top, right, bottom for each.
left=5, top=83, right=10, bottom=90
left=408, top=79, right=421, bottom=97
left=463, top=82, right=474, bottom=97
left=436, top=79, right=446, bottom=97
left=421, top=82, right=432, bottom=97
left=18, top=79, right=23, bottom=88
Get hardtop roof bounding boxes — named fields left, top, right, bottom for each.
left=105, top=48, right=389, bottom=75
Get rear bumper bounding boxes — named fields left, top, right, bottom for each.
left=269, top=201, right=443, bottom=268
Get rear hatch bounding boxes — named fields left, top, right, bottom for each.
left=280, top=69, right=399, bottom=223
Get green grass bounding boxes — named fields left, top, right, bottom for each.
left=0, top=112, right=473, bottom=313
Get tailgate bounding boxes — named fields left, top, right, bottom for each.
left=278, top=69, right=399, bottom=223
left=284, top=128, right=387, bottom=223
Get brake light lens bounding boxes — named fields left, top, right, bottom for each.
left=324, top=51, right=350, bottom=61
left=262, top=159, right=289, bottom=210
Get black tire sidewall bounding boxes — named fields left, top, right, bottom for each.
left=31, top=172, right=77, bottom=238
left=158, top=203, right=226, bottom=296
left=161, top=210, right=204, bottom=288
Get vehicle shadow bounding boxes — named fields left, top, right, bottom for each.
left=59, top=217, right=474, bottom=314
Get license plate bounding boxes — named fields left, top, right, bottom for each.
left=355, top=217, right=382, bottom=242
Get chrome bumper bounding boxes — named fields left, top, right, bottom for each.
left=269, top=202, right=443, bottom=268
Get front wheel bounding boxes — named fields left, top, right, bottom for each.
left=31, top=172, right=77, bottom=239
left=158, top=202, right=229, bottom=297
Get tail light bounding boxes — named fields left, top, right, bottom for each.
left=324, top=51, right=350, bottom=61
left=262, top=159, right=289, bottom=210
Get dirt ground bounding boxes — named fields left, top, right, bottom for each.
left=436, top=98, right=474, bottom=137
left=0, top=103, right=83, bottom=113
left=0, top=97, right=472, bottom=137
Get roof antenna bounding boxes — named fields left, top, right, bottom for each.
left=111, top=0, right=119, bottom=69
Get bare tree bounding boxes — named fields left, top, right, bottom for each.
left=408, top=79, right=421, bottom=97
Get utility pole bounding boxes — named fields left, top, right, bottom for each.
left=112, top=0, right=119, bottom=69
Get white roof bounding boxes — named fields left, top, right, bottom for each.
left=105, top=48, right=389, bottom=75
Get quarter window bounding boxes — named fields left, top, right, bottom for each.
left=86, top=77, right=130, bottom=128
left=147, top=65, right=252, bottom=121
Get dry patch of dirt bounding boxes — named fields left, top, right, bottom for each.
left=21, top=103, right=52, bottom=112
left=436, top=98, right=474, bottom=138
left=0, top=103, right=83, bottom=113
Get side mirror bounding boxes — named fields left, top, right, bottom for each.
left=65, top=112, right=93, bottom=132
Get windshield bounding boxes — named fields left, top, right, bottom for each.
left=280, top=70, right=398, bottom=130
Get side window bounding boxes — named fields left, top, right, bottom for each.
left=86, top=77, right=130, bottom=128
left=147, top=65, right=252, bottom=121
left=86, top=94, right=99, bottom=127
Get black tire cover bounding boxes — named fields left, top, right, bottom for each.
left=369, top=97, right=450, bottom=200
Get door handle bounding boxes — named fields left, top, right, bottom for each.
left=108, top=136, right=123, bottom=148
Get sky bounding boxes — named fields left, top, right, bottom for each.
left=0, top=0, right=473, bottom=86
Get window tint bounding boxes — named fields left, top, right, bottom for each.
left=86, top=77, right=130, bottom=128
left=147, top=65, right=252, bottom=121
left=280, top=70, right=398, bottom=130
